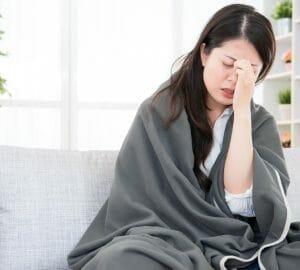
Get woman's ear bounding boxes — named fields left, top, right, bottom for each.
left=200, top=43, right=207, bottom=66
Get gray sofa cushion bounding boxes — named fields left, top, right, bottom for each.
left=0, top=145, right=299, bottom=269
left=0, top=146, right=117, bottom=270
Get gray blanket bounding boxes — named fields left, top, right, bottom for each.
left=68, top=82, right=300, bottom=270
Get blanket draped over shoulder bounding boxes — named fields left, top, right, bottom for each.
left=68, top=81, right=300, bottom=270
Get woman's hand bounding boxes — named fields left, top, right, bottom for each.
left=232, top=59, right=257, bottom=114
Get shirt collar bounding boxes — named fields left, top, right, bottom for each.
left=220, top=105, right=233, bottom=118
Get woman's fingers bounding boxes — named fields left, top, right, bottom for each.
left=232, top=59, right=256, bottom=112
left=234, top=59, right=256, bottom=80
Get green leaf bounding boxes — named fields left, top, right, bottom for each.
left=271, top=0, right=293, bottom=19
left=278, top=88, right=291, bottom=104
left=0, top=14, right=10, bottom=97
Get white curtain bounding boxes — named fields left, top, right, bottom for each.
left=0, top=0, right=262, bottom=150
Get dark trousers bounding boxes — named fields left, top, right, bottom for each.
left=238, top=259, right=260, bottom=270
left=246, top=260, right=260, bottom=270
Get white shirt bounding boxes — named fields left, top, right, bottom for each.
left=200, top=106, right=255, bottom=217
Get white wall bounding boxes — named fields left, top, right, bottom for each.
left=181, top=0, right=263, bottom=53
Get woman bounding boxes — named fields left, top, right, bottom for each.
left=68, top=4, right=300, bottom=270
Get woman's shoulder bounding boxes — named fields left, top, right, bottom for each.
left=251, top=100, right=277, bottom=131
left=138, top=76, right=176, bottom=117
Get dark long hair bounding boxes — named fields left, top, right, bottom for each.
left=150, top=4, right=276, bottom=192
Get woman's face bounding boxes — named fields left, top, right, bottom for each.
left=200, top=38, right=263, bottom=112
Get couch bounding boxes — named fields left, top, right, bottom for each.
left=0, top=145, right=299, bottom=270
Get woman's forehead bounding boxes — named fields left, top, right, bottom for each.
left=214, top=39, right=262, bottom=66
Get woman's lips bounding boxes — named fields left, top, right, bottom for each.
left=221, top=88, right=234, bottom=98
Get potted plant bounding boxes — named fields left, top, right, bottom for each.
left=271, top=0, right=293, bottom=36
left=0, top=14, right=11, bottom=99
left=278, top=87, right=291, bottom=120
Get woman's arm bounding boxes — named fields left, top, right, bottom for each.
left=224, top=59, right=257, bottom=194
left=224, top=109, right=253, bottom=193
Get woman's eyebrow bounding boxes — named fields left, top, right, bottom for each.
left=224, top=55, right=259, bottom=67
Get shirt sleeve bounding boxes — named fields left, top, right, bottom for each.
left=224, top=185, right=255, bottom=217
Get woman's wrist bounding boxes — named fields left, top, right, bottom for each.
left=233, top=107, right=251, bottom=120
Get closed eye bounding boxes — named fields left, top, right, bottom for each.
left=222, top=62, right=234, bottom=67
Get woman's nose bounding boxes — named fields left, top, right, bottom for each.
left=226, top=69, right=238, bottom=82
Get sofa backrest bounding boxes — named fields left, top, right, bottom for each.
left=0, top=145, right=299, bottom=270
left=0, top=146, right=117, bottom=270
left=284, top=147, right=300, bottom=222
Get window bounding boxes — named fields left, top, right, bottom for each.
left=0, top=0, right=177, bottom=150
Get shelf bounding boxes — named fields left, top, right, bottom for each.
left=277, top=120, right=292, bottom=125
left=266, top=71, right=291, bottom=80
left=278, top=120, right=300, bottom=125
left=263, top=0, right=299, bottom=148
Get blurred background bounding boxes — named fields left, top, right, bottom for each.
left=0, top=0, right=297, bottom=150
